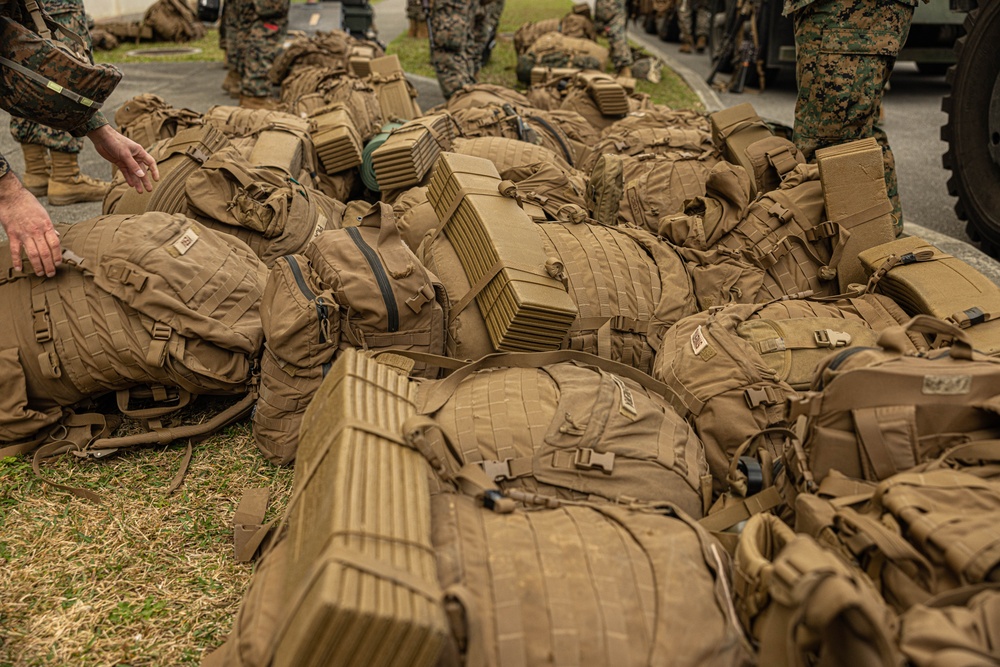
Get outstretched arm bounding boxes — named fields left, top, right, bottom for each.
left=87, top=124, right=160, bottom=193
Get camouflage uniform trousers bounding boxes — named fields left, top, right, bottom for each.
left=792, top=0, right=914, bottom=230
left=9, top=0, right=90, bottom=153
left=406, top=0, right=424, bottom=22
left=594, top=0, right=633, bottom=70
left=220, top=0, right=239, bottom=70
left=469, top=0, right=504, bottom=75
left=677, top=0, right=710, bottom=43
left=429, top=0, right=481, bottom=98
left=232, top=0, right=289, bottom=97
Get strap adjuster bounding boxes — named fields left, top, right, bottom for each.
left=574, top=448, right=615, bottom=474
left=814, top=329, right=851, bottom=348
left=479, top=459, right=513, bottom=482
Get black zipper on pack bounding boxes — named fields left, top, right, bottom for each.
left=815, top=346, right=873, bottom=389
left=345, top=226, right=399, bottom=332
left=282, top=255, right=331, bottom=343
left=527, top=114, right=574, bottom=166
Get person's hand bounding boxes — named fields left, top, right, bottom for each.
left=87, top=124, right=160, bottom=193
left=0, top=173, right=61, bottom=277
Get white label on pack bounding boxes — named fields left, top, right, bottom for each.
left=922, top=374, right=971, bottom=395
left=172, top=228, right=199, bottom=255
left=691, top=325, right=708, bottom=356
left=611, top=375, right=638, bottom=419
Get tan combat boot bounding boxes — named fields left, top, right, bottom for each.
left=696, top=35, right=708, bottom=53
left=617, top=65, right=632, bottom=78
left=239, top=94, right=280, bottom=110
left=679, top=38, right=693, bottom=54
left=20, top=143, right=50, bottom=197
left=222, top=69, right=241, bottom=98
left=47, top=151, right=110, bottom=206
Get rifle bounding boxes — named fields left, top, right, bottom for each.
left=421, top=0, right=433, bottom=45
left=706, top=0, right=749, bottom=86
left=503, top=103, right=539, bottom=144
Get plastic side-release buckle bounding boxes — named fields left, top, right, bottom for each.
left=574, top=448, right=615, bottom=474
left=814, top=329, right=851, bottom=348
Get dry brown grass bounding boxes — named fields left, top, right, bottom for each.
left=0, top=405, right=294, bottom=666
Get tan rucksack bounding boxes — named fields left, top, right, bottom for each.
left=206, top=349, right=448, bottom=667
left=442, top=83, right=535, bottom=112
left=500, top=161, right=590, bottom=223
left=513, top=18, right=561, bottom=54
left=392, top=186, right=439, bottom=251
left=652, top=294, right=922, bottom=494
left=587, top=152, right=717, bottom=230
left=433, top=494, right=753, bottom=667
left=578, top=125, right=716, bottom=173
left=419, top=219, right=697, bottom=376
left=0, top=213, right=266, bottom=472
left=516, top=32, right=609, bottom=84
left=785, top=315, right=1000, bottom=487
left=558, top=87, right=653, bottom=132
left=451, top=135, right=572, bottom=175
left=142, top=0, right=205, bottom=42
left=114, top=93, right=203, bottom=150
left=601, top=106, right=711, bottom=136
left=734, top=513, right=902, bottom=666
left=899, top=588, right=1000, bottom=666
left=408, top=351, right=712, bottom=516
left=449, top=104, right=581, bottom=169
left=252, top=203, right=446, bottom=464
left=268, top=30, right=360, bottom=84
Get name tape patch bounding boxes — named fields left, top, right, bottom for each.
left=691, top=325, right=708, bottom=356
left=611, top=375, right=638, bottom=419
left=922, top=374, right=972, bottom=395
left=172, top=227, right=199, bottom=256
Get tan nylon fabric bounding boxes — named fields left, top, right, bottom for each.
left=734, top=514, right=902, bottom=667
left=579, top=125, right=716, bottom=173
left=432, top=494, right=753, bottom=667
left=791, top=320, right=1000, bottom=484
left=899, top=588, right=1000, bottom=666
left=254, top=203, right=446, bottom=464
left=417, top=359, right=710, bottom=515
left=451, top=136, right=571, bottom=175
left=0, top=213, right=265, bottom=445
left=114, top=93, right=203, bottom=150
left=653, top=295, right=920, bottom=493
left=587, top=153, right=717, bottom=230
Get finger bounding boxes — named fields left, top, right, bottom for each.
left=44, top=228, right=62, bottom=267
left=9, top=238, right=22, bottom=273
left=147, top=155, right=160, bottom=181
left=23, top=237, right=46, bottom=277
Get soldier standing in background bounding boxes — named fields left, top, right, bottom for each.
left=594, top=0, right=633, bottom=76
left=787, top=0, right=917, bottom=234
left=12, top=0, right=111, bottom=205
left=676, top=0, right=709, bottom=53
left=406, top=0, right=427, bottom=37
left=474, top=0, right=504, bottom=70
left=219, top=0, right=241, bottom=97
left=231, top=0, right=289, bottom=108
left=429, top=0, right=505, bottom=99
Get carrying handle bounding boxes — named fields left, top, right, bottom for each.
left=877, top=315, right=975, bottom=360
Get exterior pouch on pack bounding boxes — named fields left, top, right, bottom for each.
left=260, top=255, right=339, bottom=369
left=432, top=494, right=753, bottom=667
left=0, top=348, right=64, bottom=441
left=860, top=235, right=1000, bottom=356
left=186, top=147, right=297, bottom=239
left=734, top=513, right=902, bottom=667
left=787, top=316, right=1000, bottom=486
left=899, top=588, right=1000, bottom=666
left=411, top=351, right=712, bottom=517
left=710, top=103, right=781, bottom=196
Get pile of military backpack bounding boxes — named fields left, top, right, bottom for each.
left=3, top=30, right=999, bottom=665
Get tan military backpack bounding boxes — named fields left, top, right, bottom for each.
left=652, top=294, right=923, bottom=494
left=578, top=125, right=717, bottom=173
left=114, top=93, right=203, bottom=150
left=253, top=203, right=446, bottom=464
left=516, top=32, right=609, bottom=84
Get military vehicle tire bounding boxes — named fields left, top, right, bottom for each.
left=942, top=0, right=1000, bottom=256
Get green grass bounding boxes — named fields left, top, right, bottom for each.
left=388, top=0, right=703, bottom=111
left=0, top=412, right=294, bottom=666
left=94, top=28, right=225, bottom=64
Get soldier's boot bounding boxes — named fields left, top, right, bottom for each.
left=679, top=38, right=693, bottom=54
left=617, top=65, right=632, bottom=78
left=20, top=143, right=50, bottom=197
left=47, top=151, right=110, bottom=206
left=240, top=94, right=280, bottom=110
left=413, top=20, right=428, bottom=38
left=695, top=35, right=707, bottom=53
left=222, top=69, right=241, bottom=98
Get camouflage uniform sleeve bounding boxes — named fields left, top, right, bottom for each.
left=0, top=153, right=9, bottom=179
left=70, top=110, right=109, bottom=137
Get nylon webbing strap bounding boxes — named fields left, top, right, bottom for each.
left=0, top=56, right=99, bottom=109
left=234, top=487, right=271, bottom=562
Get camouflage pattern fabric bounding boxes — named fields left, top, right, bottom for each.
left=8, top=0, right=90, bottom=153
left=429, top=0, right=480, bottom=98
left=0, top=153, right=9, bottom=178
left=676, top=0, right=710, bottom=42
left=220, top=0, right=238, bottom=70
left=406, top=0, right=424, bottom=21
left=594, top=0, right=632, bottom=70
left=232, top=0, right=288, bottom=97
left=470, top=0, right=504, bottom=75
left=791, top=0, right=914, bottom=232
